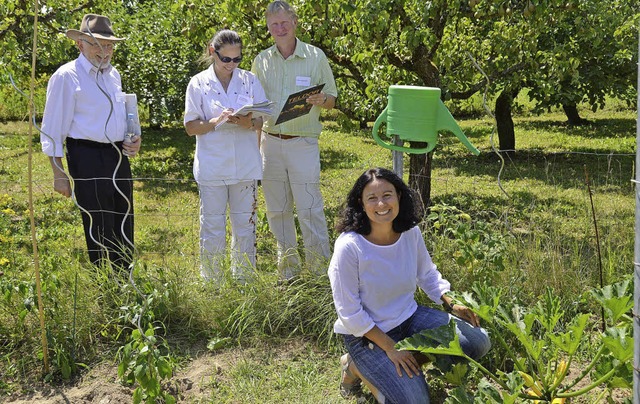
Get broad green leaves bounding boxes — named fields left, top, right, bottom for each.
left=397, top=320, right=466, bottom=358
left=547, top=314, right=589, bottom=355
left=591, top=278, right=633, bottom=324
left=397, top=278, right=633, bottom=401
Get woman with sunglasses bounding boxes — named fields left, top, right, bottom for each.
left=184, top=29, right=269, bottom=282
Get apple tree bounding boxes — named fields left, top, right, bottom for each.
left=524, top=0, right=638, bottom=124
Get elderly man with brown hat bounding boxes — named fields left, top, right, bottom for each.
left=41, top=13, right=141, bottom=272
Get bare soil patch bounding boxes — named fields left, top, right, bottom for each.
left=2, top=339, right=316, bottom=403
left=3, top=361, right=132, bottom=404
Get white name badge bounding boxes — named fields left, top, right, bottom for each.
left=295, top=76, right=312, bottom=87
left=237, top=94, right=252, bottom=105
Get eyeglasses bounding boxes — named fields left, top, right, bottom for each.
left=214, top=49, right=242, bottom=64
left=81, top=39, right=114, bottom=50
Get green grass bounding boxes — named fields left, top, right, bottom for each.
left=0, top=102, right=636, bottom=402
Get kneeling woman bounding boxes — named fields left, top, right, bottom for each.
left=328, top=168, right=491, bottom=404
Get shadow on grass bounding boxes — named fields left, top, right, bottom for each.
left=518, top=117, right=636, bottom=140
left=433, top=189, right=585, bottom=222
left=435, top=147, right=634, bottom=192
left=320, top=147, right=363, bottom=170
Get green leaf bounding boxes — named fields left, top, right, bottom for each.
left=132, top=387, right=142, bottom=404
left=593, top=358, right=615, bottom=382
left=534, top=288, right=563, bottom=332
left=603, top=296, right=632, bottom=324
left=117, top=359, right=129, bottom=379
left=609, top=362, right=633, bottom=389
left=157, top=357, right=173, bottom=379
left=61, top=360, right=71, bottom=380
left=602, top=326, right=633, bottom=362
left=125, top=370, right=135, bottom=385
left=123, top=342, right=132, bottom=358
left=444, top=363, right=469, bottom=386
left=503, top=320, right=543, bottom=361
left=444, top=386, right=475, bottom=403
left=590, top=279, right=633, bottom=323
left=477, top=378, right=512, bottom=403
left=502, top=370, right=527, bottom=392
left=396, top=321, right=466, bottom=358
left=146, top=378, right=161, bottom=396
left=135, top=363, right=147, bottom=379
left=138, top=371, right=150, bottom=388
left=548, top=314, right=589, bottom=354
left=207, top=337, right=231, bottom=352
left=462, top=283, right=503, bottom=324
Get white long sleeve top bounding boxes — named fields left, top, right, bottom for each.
left=41, top=54, right=127, bottom=157
left=328, top=226, right=451, bottom=337
left=184, top=66, right=268, bottom=185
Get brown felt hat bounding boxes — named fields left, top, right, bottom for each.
left=66, top=14, right=125, bottom=42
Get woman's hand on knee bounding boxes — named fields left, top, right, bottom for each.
left=387, top=348, right=420, bottom=378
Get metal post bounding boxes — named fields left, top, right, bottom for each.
left=392, top=135, right=403, bottom=178
left=634, top=28, right=640, bottom=404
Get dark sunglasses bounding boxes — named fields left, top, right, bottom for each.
left=214, top=49, right=242, bottom=63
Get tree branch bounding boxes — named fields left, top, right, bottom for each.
left=450, top=62, right=527, bottom=100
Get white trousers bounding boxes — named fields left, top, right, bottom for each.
left=199, top=180, right=257, bottom=282
left=261, top=134, right=331, bottom=279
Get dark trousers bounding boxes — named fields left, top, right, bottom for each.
left=66, top=138, right=134, bottom=271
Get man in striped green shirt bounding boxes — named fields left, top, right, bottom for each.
left=252, top=0, right=338, bottom=280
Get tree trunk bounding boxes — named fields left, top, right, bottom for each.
left=404, top=54, right=440, bottom=207
left=495, top=88, right=517, bottom=155
left=562, top=104, right=588, bottom=125
left=409, top=146, right=433, bottom=209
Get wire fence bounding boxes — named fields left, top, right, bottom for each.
left=1, top=128, right=635, bottom=275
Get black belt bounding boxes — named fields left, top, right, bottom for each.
left=67, top=137, right=122, bottom=148
left=264, top=132, right=299, bottom=140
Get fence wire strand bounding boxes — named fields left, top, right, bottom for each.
left=1, top=138, right=634, bottom=269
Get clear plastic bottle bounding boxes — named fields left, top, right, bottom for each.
left=124, top=113, right=136, bottom=157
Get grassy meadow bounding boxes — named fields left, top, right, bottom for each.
left=0, top=98, right=636, bottom=402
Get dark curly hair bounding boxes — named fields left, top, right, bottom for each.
left=336, top=167, right=422, bottom=235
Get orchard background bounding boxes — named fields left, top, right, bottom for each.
left=0, top=0, right=638, bottom=402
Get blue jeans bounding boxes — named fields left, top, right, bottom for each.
left=342, top=306, right=491, bottom=404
